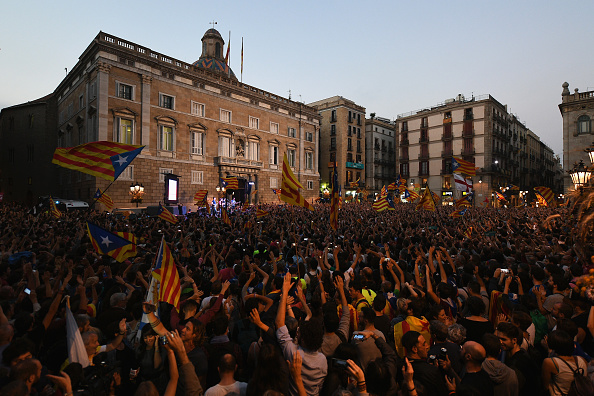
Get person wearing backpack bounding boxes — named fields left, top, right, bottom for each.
left=542, top=329, right=593, bottom=396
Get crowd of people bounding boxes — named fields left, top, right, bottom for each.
left=0, top=200, right=593, bottom=396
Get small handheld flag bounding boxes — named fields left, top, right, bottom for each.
left=157, top=204, right=178, bottom=224
left=94, top=189, right=114, bottom=211
left=86, top=222, right=137, bottom=262
left=152, top=236, right=181, bottom=311
left=49, top=196, right=62, bottom=218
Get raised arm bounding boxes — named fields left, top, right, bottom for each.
left=275, top=273, right=292, bottom=329
left=425, top=265, right=440, bottom=304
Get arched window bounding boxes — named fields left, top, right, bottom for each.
left=578, top=115, right=591, bottom=135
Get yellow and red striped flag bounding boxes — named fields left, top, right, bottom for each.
left=397, top=175, right=407, bottom=194
left=415, top=189, right=436, bottom=211
left=49, top=196, right=62, bottom=218
left=193, top=190, right=208, bottom=206
left=454, top=194, right=473, bottom=208
left=330, top=163, right=339, bottom=230
left=463, top=227, right=473, bottom=239
left=404, top=189, right=419, bottom=201
left=87, top=222, right=137, bottom=262
left=94, top=189, right=114, bottom=211
left=372, top=196, right=390, bottom=212
left=534, top=186, right=555, bottom=207
left=157, top=204, right=178, bottom=224
left=381, top=185, right=387, bottom=197
left=221, top=177, right=239, bottom=190
left=256, top=209, right=269, bottom=219
left=52, top=141, right=144, bottom=182
left=349, top=177, right=360, bottom=188
left=451, top=209, right=467, bottom=218
left=282, top=153, right=304, bottom=190
left=221, top=208, right=232, bottom=226
left=152, top=236, right=181, bottom=311
left=280, top=153, right=313, bottom=210
left=452, top=156, right=476, bottom=176
left=387, top=182, right=397, bottom=191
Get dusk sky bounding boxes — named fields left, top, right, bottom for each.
left=1, top=1, right=593, bottom=159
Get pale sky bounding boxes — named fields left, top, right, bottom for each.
left=1, top=1, right=593, bottom=160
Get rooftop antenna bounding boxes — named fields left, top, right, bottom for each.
left=209, top=20, right=217, bottom=29
left=65, top=68, right=67, bottom=75
left=288, top=89, right=291, bottom=100
left=299, top=94, right=302, bottom=103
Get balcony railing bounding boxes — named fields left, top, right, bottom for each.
left=420, top=135, right=429, bottom=143
left=462, top=129, right=474, bottom=137
left=215, top=156, right=263, bottom=168
left=464, top=113, right=474, bottom=121
left=418, top=153, right=429, bottom=160
left=441, top=149, right=453, bottom=157
left=442, top=133, right=453, bottom=141
left=461, top=147, right=475, bottom=156
left=418, top=169, right=430, bottom=176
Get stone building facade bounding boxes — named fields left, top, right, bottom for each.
left=559, top=82, right=594, bottom=192
left=307, top=96, right=365, bottom=195
left=47, top=29, right=320, bottom=209
left=365, top=116, right=396, bottom=196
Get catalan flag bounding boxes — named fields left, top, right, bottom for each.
left=338, top=186, right=343, bottom=209
left=463, top=227, right=473, bottom=239
left=534, top=186, right=555, bottom=207
left=256, top=209, right=269, bottom=219
left=495, top=192, right=506, bottom=201
left=396, top=174, right=407, bottom=194
left=387, top=182, right=397, bottom=191
left=224, top=31, right=231, bottom=65
left=372, top=196, right=390, bottom=212
left=86, top=222, right=137, bottom=262
left=272, top=188, right=282, bottom=200
left=193, top=190, right=208, bottom=206
left=330, top=163, right=339, bottom=230
left=157, top=204, right=178, bottom=224
left=152, top=236, right=181, bottom=311
left=451, top=208, right=467, bottom=218
left=381, top=185, right=387, bottom=197
left=349, top=177, right=360, bottom=188
left=242, top=201, right=250, bottom=211
left=221, top=208, right=232, bottom=226
left=431, top=191, right=440, bottom=204
left=49, top=196, right=62, bottom=218
left=416, top=189, right=436, bottom=211
left=454, top=194, right=473, bottom=208
left=280, top=154, right=313, bottom=210
left=404, top=189, right=419, bottom=201
left=94, top=189, right=114, bottom=211
left=452, top=156, right=476, bottom=176
left=52, top=141, right=144, bottom=182
left=507, top=184, right=519, bottom=190
left=221, top=177, right=239, bottom=190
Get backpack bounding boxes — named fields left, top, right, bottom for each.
left=552, top=356, right=594, bottom=396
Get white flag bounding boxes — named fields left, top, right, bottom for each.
left=454, top=174, right=473, bottom=193
left=66, top=306, right=90, bottom=368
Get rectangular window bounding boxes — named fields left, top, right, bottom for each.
left=287, top=149, right=296, bottom=167
left=347, top=138, right=352, bottom=151
left=117, top=118, right=133, bottom=144
left=307, top=180, right=314, bottom=190
left=305, top=131, right=313, bottom=142
left=117, top=83, right=134, bottom=100
left=330, top=137, right=336, bottom=150
left=269, top=146, right=278, bottom=165
left=159, top=94, right=174, bottom=109
left=79, top=95, right=84, bottom=109
left=191, top=131, right=203, bottom=155
left=159, top=167, right=173, bottom=183
left=160, top=126, right=173, bottom=151
left=357, top=140, right=361, bottom=152
left=220, top=109, right=232, bottom=123
left=288, top=127, right=296, bottom=138
left=78, top=125, right=84, bottom=145
left=249, top=116, right=259, bottom=130
left=331, top=125, right=336, bottom=135
left=348, top=126, right=352, bottom=136
left=270, top=177, right=278, bottom=188
left=191, top=170, right=204, bottom=184
left=218, top=135, right=233, bottom=157
left=305, top=152, right=313, bottom=170
left=120, top=165, right=134, bottom=181
left=191, top=101, right=205, bottom=117
left=270, top=122, right=279, bottom=134
left=331, top=109, right=337, bottom=122
left=247, top=141, right=259, bottom=161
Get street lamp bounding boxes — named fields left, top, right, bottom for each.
left=568, top=160, right=591, bottom=190
left=129, top=182, right=145, bottom=207
left=585, top=142, right=594, bottom=165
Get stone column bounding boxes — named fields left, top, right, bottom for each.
left=140, top=74, right=152, bottom=150
left=96, top=62, right=111, bottom=141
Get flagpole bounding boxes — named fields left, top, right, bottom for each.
left=241, top=37, right=243, bottom=83
left=87, top=178, right=117, bottom=214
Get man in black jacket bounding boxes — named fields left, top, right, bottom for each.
left=401, top=330, right=448, bottom=396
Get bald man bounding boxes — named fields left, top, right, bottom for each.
left=459, top=341, right=494, bottom=396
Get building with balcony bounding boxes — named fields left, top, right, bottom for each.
left=365, top=115, right=395, bottom=195
left=395, top=94, right=553, bottom=206
left=1, top=28, right=320, bottom=208
left=559, top=82, right=594, bottom=192
left=307, top=96, right=365, bottom=195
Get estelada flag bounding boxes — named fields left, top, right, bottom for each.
left=451, top=209, right=467, bottom=218
left=372, top=196, right=390, bottom=212
left=256, top=209, right=269, bottom=218
left=52, top=141, right=144, bottom=182
left=221, top=208, right=232, bottom=226
left=157, top=204, right=178, bottom=224
left=454, top=194, right=473, bottom=208
left=86, top=222, right=137, bottom=262
left=416, top=189, right=436, bottom=211
left=94, top=189, right=114, bottom=211
left=349, top=177, right=360, bottom=188
left=452, top=156, right=476, bottom=176
left=193, top=190, right=208, bottom=204
left=49, top=196, right=62, bottom=218
left=393, top=315, right=431, bottom=357
left=387, top=182, right=397, bottom=191
left=152, top=236, right=181, bottom=311
left=404, top=189, right=419, bottom=201
left=221, top=177, right=239, bottom=190
left=534, top=186, right=555, bottom=207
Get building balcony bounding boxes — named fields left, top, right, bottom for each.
left=442, top=133, right=453, bottom=141
left=399, top=156, right=409, bottom=163
left=441, top=167, right=452, bottom=175
left=418, top=169, right=430, bottom=176
left=443, top=117, right=452, bottom=124
left=419, top=135, right=429, bottom=143
left=461, top=147, right=475, bottom=156
left=462, top=129, right=474, bottom=137
left=418, top=153, right=429, bottom=160
left=441, top=149, right=453, bottom=157
left=464, top=114, right=474, bottom=121
left=215, top=156, right=263, bottom=168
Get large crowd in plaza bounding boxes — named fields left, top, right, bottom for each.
left=0, top=200, right=593, bottom=396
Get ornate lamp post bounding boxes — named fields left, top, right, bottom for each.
left=129, top=182, right=145, bottom=207
left=568, top=160, right=591, bottom=190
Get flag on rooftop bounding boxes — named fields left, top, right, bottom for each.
left=157, top=204, right=178, bottom=224
left=94, top=189, right=114, bottom=211
left=452, top=156, right=476, bottom=176
left=86, top=221, right=137, bottom=262
left=52, top=141, right=144, bottom=181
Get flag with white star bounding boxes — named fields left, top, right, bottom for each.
left=52, top=141, right=145, bottom=182
left=86, top=222, right=137, bottom=262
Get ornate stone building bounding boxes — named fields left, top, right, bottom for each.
left=35, top=29, right=320, bottom=209
left=559, top=82, right=594, bottom=192
left=365, top=115, right=396, bottom=196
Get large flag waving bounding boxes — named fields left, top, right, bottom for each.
left=152, top=236, right=181, bottom=311
left=454, top=193, right=473, bottom=208
left=416, top=188, right=436, bottom=211
left=280, top=153, right=313, bottom=210
left=221, top=177, right=239, bottom=190
left=534, top=186, right=556, bottom=207
left=49, top=196, right=62, bottom=218
left=52, top=141, right=144, bottom=181
left=454, top=174, right=473, bottom=193
left=157, top=204, right=178, bottom=224
left=373, top=196, right=390, bottom=212
left=65, top=305, right=90, bottom=368
left=86, top=222, right=137, bottom=262
left=221, top=208, right=232, bottom=226
left=330, top=163, right=339, bottom=230
left=94, top=189, right=114, bottom=211
left=194, top=190, right=208, bottom=207
left=452, top=156, right=476, bottom=176
left=451, top=208, right=468, bottom=218
left=404, top=189, right=420, bottom=202
left=256, top=209, right=269, bottom=219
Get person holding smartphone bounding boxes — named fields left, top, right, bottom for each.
left=351, top=307, right=385, bottom=371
